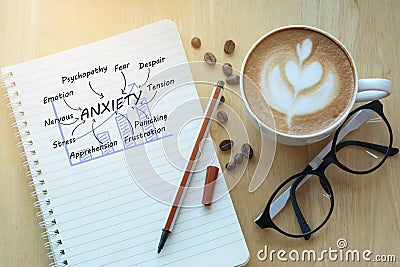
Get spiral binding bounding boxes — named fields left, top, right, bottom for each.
left=49, top=260, right=68, bottom=267
left=0, top=81, right=16, bottom=90
left=39, top=218, right=57, bottom=228
left=41, top=228, right=60, bottom=240
left=36, top=208, right=53, bottom=218
left=23, top=159, right=39, bottom=168
left=31, top=189, right=48, bottom=198
left=1, top=71, right=13, bottom=79
left=11, top=120, right=28, bottom=129
left=2, top=72, right=67, bottom=266
left=44, top=238, right=62, bottom=249
left=14, top=130, right=30, bottom=139
left=28, top=179, right=44, bottom=188
left=33, top=198, right=51, bottom=208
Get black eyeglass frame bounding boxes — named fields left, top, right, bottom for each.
left=255, top=100, right=398, bottom=239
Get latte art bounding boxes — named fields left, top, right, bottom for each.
left=243, top=27, right=355, bottom=136
left=260, top=38, right=336, bottom=127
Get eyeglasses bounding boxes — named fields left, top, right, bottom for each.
left=255, top=100, right=399, bottom=240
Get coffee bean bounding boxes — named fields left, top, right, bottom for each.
left=191, top=37, right=201, bottom=48
left=219, top=95, right=225, bottom=105
left=241, top=143, right=254, bottom=159
left=226, top=74, right=239, bottom=85
left=234, top=153, right=243, bottom=164
left=225, top=162, right=236, bottom=171
left=204, top=52, right=217, bottom=65
left=219, top=139, right=234, bottom=151
left=222, top=63, right=233, bottom=76
left=217, top=111, right=228, bottom=124
left=224, top=40, right=236, bottom=54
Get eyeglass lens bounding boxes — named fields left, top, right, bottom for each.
left=335, top=109, right=390, bottom=172
left=271, top=173, right=332, bottom=236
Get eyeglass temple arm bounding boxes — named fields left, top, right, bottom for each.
left=290, top=173, right=334, bottom=240
left=336, top=140, right=399, bottom=156
left=289, top=177, right=312, bottom=240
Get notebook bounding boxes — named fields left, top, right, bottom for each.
left=1, top=20, right=249, bottom=267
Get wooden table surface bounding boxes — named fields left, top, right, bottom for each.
left=1, top=1, right=399, bottom=266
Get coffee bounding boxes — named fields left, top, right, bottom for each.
left=243, top=27, right=356, bottom=136
left=204, top=52, right=217, bottom=65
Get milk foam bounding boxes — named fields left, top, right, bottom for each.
left=260, top=39, right=336, bottom=127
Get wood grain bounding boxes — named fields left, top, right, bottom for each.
left=1, top=1, right=399, bottom=266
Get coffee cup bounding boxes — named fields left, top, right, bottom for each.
left=240, top=25, right=392, bottom=146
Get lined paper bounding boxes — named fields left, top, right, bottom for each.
left=3, top=20, right=248, bottom=267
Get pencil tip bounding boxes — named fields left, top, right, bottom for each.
left=157, top=248, right=161, bottom=254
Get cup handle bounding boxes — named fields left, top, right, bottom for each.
left=356, top=78, right=392, bottom=103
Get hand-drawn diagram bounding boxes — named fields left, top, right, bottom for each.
left=45, top=61, right=173, bottom=167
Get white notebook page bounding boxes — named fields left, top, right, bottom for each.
left=3, top=20, right=249, bottom=266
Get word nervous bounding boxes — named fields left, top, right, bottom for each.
left=80, top=91, right=142, bottom=121
left=44, top=114, right=74, bottom=127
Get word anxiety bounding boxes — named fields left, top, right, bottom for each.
left=80, top=91, right=142, bottom=120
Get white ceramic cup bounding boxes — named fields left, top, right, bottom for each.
left=240, top=25, right=392, bottom=146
